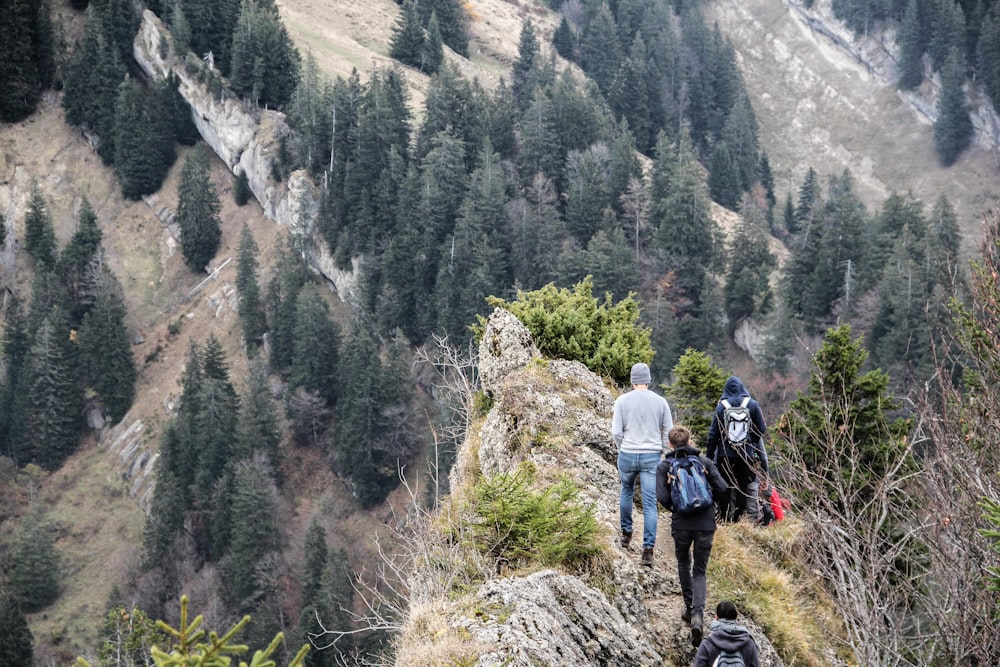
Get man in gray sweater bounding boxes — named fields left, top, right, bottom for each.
left=612, top=362, right=673, bottom=567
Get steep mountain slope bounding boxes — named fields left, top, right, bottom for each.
left=704, top=0, right=1000, bottom=255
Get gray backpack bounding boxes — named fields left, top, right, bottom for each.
left=713, top=648, right=746, bottom=667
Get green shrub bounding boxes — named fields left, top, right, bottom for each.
left=466, top=464, right=601, bottom=572
left=477, top=276, right=653, bottom=386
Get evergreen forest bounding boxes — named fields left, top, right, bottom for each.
left=1, top=0, right=1000, bottom=665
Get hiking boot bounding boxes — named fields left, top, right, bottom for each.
left=690, top=610, right=703, bottom=647
left=681, top=606, right=692, bottom=624
left=620, top=530, right=632, bottom=549
left=641, top=547, right=654, bottom=567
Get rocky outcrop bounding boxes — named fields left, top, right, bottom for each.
left=788, top=0, right=1000, bottom=151
left=417, top=308, right=787, bottom=667
left=131, top=10, right=358, bottom=303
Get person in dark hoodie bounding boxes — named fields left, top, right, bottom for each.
left=706, top=376, right=769, bottom=523
left=656, top=426, right=729, bottom=647
left=693, top=600, right=761, bottom=667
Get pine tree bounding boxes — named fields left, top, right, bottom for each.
left=564, top=144, right=612, bottom=244
left=176, top=146, right=222, bottom=271
left=6, top=508, right=60, bottom=613
left=266, top=237, right=306, bottom=374
left=512, top=21, right=540, bottom=109
left=193, top=336, right=239, bottom=494
left=552, top=16, right=576, bottom=61
left=897, top=0, right=924, bottom=90
left=416, top=0, right=468, bottom=57
left=723, top=201, right=776, bottom=329
left=289, top=284, right=341, bottom=405
left=0, top=587, right=33, bottom=667
left=0, top=0, right=56, bottom=122
left=228, top=0, right=301, bottom=108
left=579, top=2, right=622, bottom=94
left=301, top=517, right=327, bottom=608
left=58, top=199, right=104, bottom=323
left=22, top=182, right=56, bottom=270
left=423, top=11, right=444, bottom=75
left=223, top=456, right=280, bottom=609
left=78, top=264, right=137, bottom=424
left=234, top=357, right=281, bottom=467
left=517, top=89, right=562, bottom=188
left=934, top=48, right=974, bottom=166
left=24, top=317, right=81, bottom=469
left=388, top=0, right=425, bottom=70
left=0, top=297, right=30, bottom=463
left=114, top=77, right=164, bottom=200
left=978, top=6, right=1000, bottom=111
left=508, top=173, right=568, bottom=290
left=236, top=224, right=266, bottom=353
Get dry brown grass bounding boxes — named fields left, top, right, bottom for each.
left=709, top=516, right=850, bottom=666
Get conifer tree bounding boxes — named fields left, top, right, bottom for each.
left=552, top=15, right=576, bottom=60
left=62, top=12, right=126, bottom=165
left=233, top=358, right=282, bottom=469
left=176, top=146, right=222, bottom=271
left=424, top=11, right=444, bottom=75
left=512, top=21, right=540, bottom=109
left=723, top=201, right=776, bottom=329
left=58, top=199, right=104, bottom=323
left=229, top=0, right=301, bottom=108
left=223, top=456, right=280, bottom=609
left=415, top=0, right=468, bottom=57
left=793, top=166, right=819, bottom=234
left=0, top=297, right=29, bottom=462
left=193, top=336, right=239, bottom=494
left=508, top=173, right=567, bottom=290
left=23, top=182, right=56, bottom=270
left=236, top=224, right=266, bottom=354
left=78, top=264, right=136, bottom=424
left=977, top=5, right=1000, bottom=110
left=758, top=151, right=776, bottom=211
left=564, top=144, right=612, bottom=244
left=388, top=0, right=425, bottom=70
left=266, top=237, right=306, bottom=374
left=24, top=317, right=81, bottom=469
left=0, top=587, right=33, bottom=667
left=6, top=507, right=60, bottom=613
left=580, top=2, right=622, bottom=94
left=897, top=0, right=924, bottom=90
left=517, top=89, right=562, bottom=188
left=114, top=77, right=167, bottom=200
left=0, top=0, right=56, bottom=122
left=933, top=48, right=974, bottom=166
left=289, top=284, right=341, bottom=405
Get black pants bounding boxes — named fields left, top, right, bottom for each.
left=718, top=455, right=757, bottom=522
left=673, top=529, right=715, bottom=613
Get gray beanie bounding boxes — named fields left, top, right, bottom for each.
left=630, top=362, right=652, bottom=385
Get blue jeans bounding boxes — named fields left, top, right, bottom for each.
left=673, top=529, right=715, bottom=613
left=618, top=452, right=660, bottom=549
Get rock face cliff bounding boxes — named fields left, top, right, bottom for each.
left=393, top=308, right=787, bottom=666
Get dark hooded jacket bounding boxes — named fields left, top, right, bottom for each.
left=705, top=376, right=768, bottom=471
left=655, top=444, right=729, bottom=532
left=692, top=618, right=761, bottom=667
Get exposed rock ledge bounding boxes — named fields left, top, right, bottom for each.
left=131, top=10, right=358, bottom=303
left=396, top=307, right=787, bottom=666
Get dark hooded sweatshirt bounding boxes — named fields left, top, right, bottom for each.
left=705, top=376, right=768, bottom=471
left=692, top=619, right=761, bottom=667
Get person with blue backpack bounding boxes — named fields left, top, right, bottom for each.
left=656, top=425, right=729, bottom=647
left=706, top=376, right=769, bottom=523
left=692, top=600, right=760, bottom=666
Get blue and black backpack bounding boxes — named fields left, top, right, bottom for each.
left=668, top=453, right=714, bottom=516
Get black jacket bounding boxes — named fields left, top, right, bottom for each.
left=656, top=445, right=729, bottom=532
left=705, top=376, right=769, bottom=472
left=693, top=619, right=761, bottom=667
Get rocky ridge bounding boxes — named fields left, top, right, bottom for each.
left=393, top=307, right=788, bottom=666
